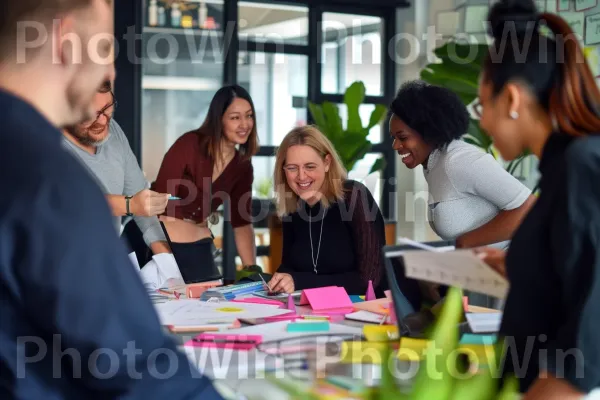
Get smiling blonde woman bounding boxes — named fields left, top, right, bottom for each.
left=268, top=125, right=387, bottom=296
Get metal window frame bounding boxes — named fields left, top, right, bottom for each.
left=114, top=0, right=406, bottom=280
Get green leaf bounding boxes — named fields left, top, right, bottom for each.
left=496, top=375, right=520, bottom=400
left=369, top=156, right=387, bottom=175
left=463, top=136, right=482, bottom=148
left=419, top=70, right=479, bottom=106
left=366, top=104, right=388, bottom=131
left=447, top=370, right=497, bottom=400
left=322, top=102, right=343, bottom=141
left=412, top=287, right=465, bottom=400
left=467, top=119, right=493, bottom=152
left=433, top=42, right=488, bottom=71
left=307, top=102, right=328, bottom=135
left=344, top=81, right=366, bottom=133
left=423, top=63, right=480, bottom=91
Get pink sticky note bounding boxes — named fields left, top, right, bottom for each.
left=299, top=286, right=353, bottom=311
left=384, top=290, right=392, bottom=301
left=231, top=298, right=284, bottom=307
left=310, top=307, right=355, bottom=315
left=463, top=296, right=469, bottom=312
left=184, top=334, right=263, bottom=350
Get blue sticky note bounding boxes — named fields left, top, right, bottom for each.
left=169, top=196, right=181, bottom=200
left=349, top=295, right=365, bottom=304
left=460, top=333, right=497, bottom=345
left=287, top=321, right=330, bottom=333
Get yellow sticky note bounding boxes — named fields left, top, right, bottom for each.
left=363, top=325, right=398, bottom=342
left=216, top=307, right=243, bottom=313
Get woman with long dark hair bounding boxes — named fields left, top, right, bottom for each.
left=152, top=85, right=259, bottom=279
left=477, top=0, right=600, bottom=397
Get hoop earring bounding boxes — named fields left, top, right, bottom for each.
left=510, top=111, right=519, bottom=120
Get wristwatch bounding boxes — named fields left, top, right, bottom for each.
left=125, top=196, right=133, bottom=216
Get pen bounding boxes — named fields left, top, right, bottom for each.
left=192, top=338, right=259, bottom=344
left=258, top=273, right=271, bottom=293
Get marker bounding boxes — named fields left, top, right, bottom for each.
left=169, top=196, right=181, bottom=200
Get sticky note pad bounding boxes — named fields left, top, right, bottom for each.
left=287, top=321, right=330, bottom=333
left=460, top=333, right=497, bottom=345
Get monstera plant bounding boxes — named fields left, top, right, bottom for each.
left=420, top=41, right=529, bottom=177
left=308, top=81, right=388, bottom=175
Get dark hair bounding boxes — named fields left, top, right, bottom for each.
left=193, top=84, right=259, bottom=162
left=389, top=80, right=470, bottom=149
left=484, top=0, right=600, bottom=136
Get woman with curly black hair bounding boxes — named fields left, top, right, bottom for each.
left=389, top=80, right=535, bottom=248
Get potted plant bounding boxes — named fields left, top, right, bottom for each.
left=420, top=41, right=529, bottom=177
left=308, top=81, right=388, bottom=177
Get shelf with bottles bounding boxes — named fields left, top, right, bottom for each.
left=145, top=0, right=223, bottom=31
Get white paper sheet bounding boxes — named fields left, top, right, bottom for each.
left=154, top=300, right=292, bottom=326
left=466, top=312, right=503, bottom=333
left=401, top=249, right=509, bottom=299
left=344, top=311, right=385, bottom=324
left=222, top=321, right=364, bottom=343
left=139, top=253, right=185, bottom=290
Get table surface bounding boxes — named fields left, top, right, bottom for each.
left=166, top=294, right=499, bottom=400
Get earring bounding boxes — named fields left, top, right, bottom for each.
left=510, top=111, right=519, bottom=120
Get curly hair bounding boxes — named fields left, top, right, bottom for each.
left=389, top=81, right=470, bottom=150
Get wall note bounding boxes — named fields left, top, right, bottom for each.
left=560, top=12, right=585, bottom=40
left=586, top=13, right=600, bottom=45
left=575, top=0, right=598, bottom=12
left=558, top=0, right=571, bottom=11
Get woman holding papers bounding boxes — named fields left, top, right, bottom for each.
left=268, top=126, right=387, bottom=296
left=152, top=85, right=259, bottom=278
left=477, top=0, right=600, bottom=397
left=389, top=81, right=535, bottom=249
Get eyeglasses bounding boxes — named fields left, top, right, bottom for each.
left=94, top=91, right=118, bottom=121
left=471, top=99, right=483, bottom=118
left=283, top=164, right=318, bottom=174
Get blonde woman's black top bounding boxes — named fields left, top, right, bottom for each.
left=500, top=132, right=600, bottom=393
left=276, top=180, right=386, bottom=295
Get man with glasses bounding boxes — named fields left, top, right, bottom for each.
left=63, top=81, right=171, bottom=256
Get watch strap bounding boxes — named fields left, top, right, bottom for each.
left=125, top=196, right=133, bottom=216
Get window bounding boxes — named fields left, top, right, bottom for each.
left=348, top=153, right=384, bottom=208
left=238, top=52, right=308, bottom=146
left=321, top=12, right=383, bottom=96
left=239, top=1, right=309, bottom=45
left=251, top=156, right=276, bottom=200
left=141, top=1, right=224, bottom=182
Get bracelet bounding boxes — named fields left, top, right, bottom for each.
left=125, top=196, right=133, bottom=216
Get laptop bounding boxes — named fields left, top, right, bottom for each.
left=159, top=221, right=223, bottom=284
left=382, top=240, right=455, bottom=337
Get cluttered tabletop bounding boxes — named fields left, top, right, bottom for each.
left=149, top=279, right=502, bottom=400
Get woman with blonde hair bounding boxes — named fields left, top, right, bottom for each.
left=268, top=125, right=386, bottom=295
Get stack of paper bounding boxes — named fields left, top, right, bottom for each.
left=465, top=312, right=503, bottom=333
left=401, top=249, right=509, bottom=299
left=153, top=300, right=292, bottom=327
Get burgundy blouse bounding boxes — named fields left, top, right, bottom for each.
left=152, top=132, right=254, bottom=228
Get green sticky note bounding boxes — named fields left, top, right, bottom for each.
left=287, top=321, right=330, bottom=333
left=460, top=333, right=497, bottom=345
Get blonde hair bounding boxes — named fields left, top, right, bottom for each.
left=273, top=125, right=347, bottom=216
